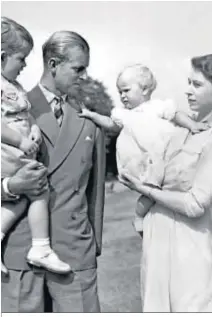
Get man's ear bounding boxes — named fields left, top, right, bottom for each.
left=1, top=50, right=8, bottom=68
left=48, top=58, right=60, bottom=75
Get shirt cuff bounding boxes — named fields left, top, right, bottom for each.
left=2, top=177, right=20, bottom=199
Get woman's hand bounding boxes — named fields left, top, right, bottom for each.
left=119, top=171, right=152, bottom=196
left=190, top=121, right=211, bottom=134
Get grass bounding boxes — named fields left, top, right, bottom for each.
left=98, top=187, right=142, bottom=312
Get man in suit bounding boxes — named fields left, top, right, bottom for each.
left=1, top=31, right=106, bottom=313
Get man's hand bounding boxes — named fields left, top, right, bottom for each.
left=8, top=160, right=48, bottom=197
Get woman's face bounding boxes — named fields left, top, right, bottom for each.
left=186, top=66, right=212, bottom=117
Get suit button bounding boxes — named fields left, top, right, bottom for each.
left=71, top=214, right=76, bottom=220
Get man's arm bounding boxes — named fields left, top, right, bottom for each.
left=86, top=127, right=106, bottom=256
left=1, top=161, right=48, bottom=201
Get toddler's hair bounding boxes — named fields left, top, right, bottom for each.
left=1, top=16, right=34, bottom=54
left=118, top=64, right=157, bottom=95
left=191, top=54, right=212, bottom=84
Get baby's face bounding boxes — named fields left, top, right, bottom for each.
left=117, top=70, right=145, bottom=109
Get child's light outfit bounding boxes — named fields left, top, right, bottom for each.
left=1, top=76, right=71, bottom=274
left=1, top=75, right=36, bottom=177
left=112, top=99, right=177, bottom=186
left=111, top=99, right=178, bottom=232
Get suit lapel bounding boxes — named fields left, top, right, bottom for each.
left=48, top=102, right=85, bottom=175
left=28, top=85, right=60, bottom=146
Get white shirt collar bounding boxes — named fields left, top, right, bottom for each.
left=38, top=83, right=67, bottom=104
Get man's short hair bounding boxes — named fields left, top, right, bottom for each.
left=42, top=30, right=90, bottom=65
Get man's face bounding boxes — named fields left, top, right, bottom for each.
left=54, top=46, right=89, bottom=95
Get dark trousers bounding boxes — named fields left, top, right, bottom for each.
left=2, top=268, right=100, bottom=312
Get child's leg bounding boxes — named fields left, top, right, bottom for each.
left=28, top=191, right=49, bottom=243
left=1, top=198, right=28, bottom=274
left=133, top=195, right=154, bottom=235
left=26, top=191, right=71, bottom=274
left=1, top=198, right=28, bottom=236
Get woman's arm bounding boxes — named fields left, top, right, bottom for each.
left=120, top=146, right=212, bottom=218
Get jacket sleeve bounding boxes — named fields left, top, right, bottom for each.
left=86, top=127, right=106, bottom=256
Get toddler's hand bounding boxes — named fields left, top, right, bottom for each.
left=29, top=125, right=42, bottom=145
left=78, top=103, right=92, bottom=118
left=19, top=137, right=39, bottom=155
left=190, top=122, right=210, bottom=134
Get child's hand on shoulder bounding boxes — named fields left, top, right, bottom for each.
left=77, top=103, right=93, bottom=118
left=190, top=121, right=210, bottom=134
left=19, top=137, right=39, bottom=155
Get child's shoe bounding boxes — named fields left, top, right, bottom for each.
left=26, top=247, right=71, bottom=274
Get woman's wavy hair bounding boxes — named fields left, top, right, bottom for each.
left=191, top=54, right=212, bottom=84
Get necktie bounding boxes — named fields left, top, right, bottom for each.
left=53, top=97, right=63, bottom=126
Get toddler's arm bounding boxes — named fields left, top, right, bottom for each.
left=1, top=119, right=39, bottom=155
left=174, top=111, right=210, bottom=133
left=1, top=119, right=22, bottom=148
left=79, top=108, right=121, bottom=133
left=28, top=114, right=42, bottom=145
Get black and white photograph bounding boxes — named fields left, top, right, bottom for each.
left=1, top=0, right=212, bottom=313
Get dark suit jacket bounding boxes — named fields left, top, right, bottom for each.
left=3, top=85, right=106, bottom=271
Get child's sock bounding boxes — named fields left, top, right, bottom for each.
left=1, top=232, right=5, bottom=241
left=31, top=238, right=52, bottom=254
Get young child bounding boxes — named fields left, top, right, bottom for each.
left=79, top=64, right=210, bottom=234
left=1, top=17, right=71, bottom=275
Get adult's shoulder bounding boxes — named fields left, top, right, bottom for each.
left=27, top=85, right=41, bottom=99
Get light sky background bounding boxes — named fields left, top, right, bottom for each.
left=1, top=1, right=212, bottom=109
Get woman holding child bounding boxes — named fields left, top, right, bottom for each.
left=121, top=54, right=212, bottom=312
